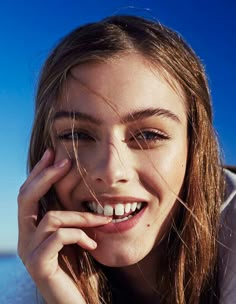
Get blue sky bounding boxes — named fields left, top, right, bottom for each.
left=0, top=0, right=235, bottom=252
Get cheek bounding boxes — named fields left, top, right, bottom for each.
left=162, top=149, right=187, bottom=187
left=53, top=160, right=84, bottom=210
left=53, top=143, right=95, bottom=203
left=54, top=142, right=95, bottom=168
left=53, top=142, right=72, bottom=163
left=139, top=144, right=187, bottom=199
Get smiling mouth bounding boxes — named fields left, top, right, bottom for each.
left=84, top=201, right=146, bottom=223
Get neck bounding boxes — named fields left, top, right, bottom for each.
left=105, top=244, right=166, bottom=302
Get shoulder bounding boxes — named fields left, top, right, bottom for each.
left=218, top=168, right=236, bottom=303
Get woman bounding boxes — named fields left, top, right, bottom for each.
left=17, top=15, right=236, bottom=303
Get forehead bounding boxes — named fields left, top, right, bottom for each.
left=57, top=54, right=187, bottom=124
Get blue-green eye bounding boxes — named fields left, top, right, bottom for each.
left=134, top=130, right=169, bottom=141
left=58, top=131, right=94, bottom=141
left=129, top=129, right=170, bottom=149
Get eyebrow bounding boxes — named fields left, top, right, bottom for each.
left=54, top=110, right=102, bottom=125
left=53, top=107, right=181, bottom=125
left=123, top=108, right=181, bottom=124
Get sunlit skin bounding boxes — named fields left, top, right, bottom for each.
left=52, top=54, right=188, bottom=294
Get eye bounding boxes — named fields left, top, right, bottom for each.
left=129, top=129, right=170, bottom=149
left=134, top=129, right=169, bottom=141
left=57, top=130, right=95, bottom=142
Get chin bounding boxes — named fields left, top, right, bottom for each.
left=90, top=242, right=148, bottom=267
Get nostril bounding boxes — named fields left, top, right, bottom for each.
left=119, top=179, right=128, bottom=183
left=89, top=156, right=131, bottom=186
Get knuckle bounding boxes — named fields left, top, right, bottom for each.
left=54, top=228, right=65, bottom=241
left=75, top=228, right=82, bottom=236
left=75, top=229, right=85, bottom=240
left=77, top=212, right=91, bottom=223
left=44, top=211, right=63, bottom=228
left=17, top=188, right=26, bottom=204
left=39, top=166, right=55, bottom=184
left=39, top=168, right=50, bottom=180
left=18, top=183, right=25, bottom=193
left=37, top=168, right=55, bottom=189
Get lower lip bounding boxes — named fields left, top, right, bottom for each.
left=95, top=205, right=147, bottom=234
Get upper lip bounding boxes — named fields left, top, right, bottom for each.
left=81, top=195, right=148, bottom=206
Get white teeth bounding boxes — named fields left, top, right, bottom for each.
left=97, top=204, right=103, bottom=214
left=125, top=203, right=131, bottom=213
left=104, top=205, right=113, bottom=216
left=115, top=204, right=125, bottom=216
left=131, top=202, right=137, bottom=211
left=88, top=201, right=144, bottom=216
left=112, top=216, right=129, bottom=223
left=111, top=214, right=134, bottom=223
left=137, top=202, right=142, bottom=210
left=88, top=201, right=97, bottom=212
left=92, top=202, right=97, bottom=212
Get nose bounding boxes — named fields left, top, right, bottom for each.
left=89, top=141, right=134, bottom=187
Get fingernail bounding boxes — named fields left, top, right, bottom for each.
left=54, top=158, right=69, bottom=168
left=90, top=240, right=97, bottom=249
left=104, top=216, right=112, bottom=222
left=99, top=217, right=112, bottom=223
left=42, top=149, right=50, bottom=160
left=95, top=215, right=112, bottom=222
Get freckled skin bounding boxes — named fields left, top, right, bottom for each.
left=53, top=53, right=188, bottom=267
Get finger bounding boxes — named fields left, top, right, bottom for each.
left=18, top=158, right=71, bottom=215
left=44, top=228, right=98, bottom=254
left=20, top=149, right=54, bottom=192
left=26, top=228, right=98, bottom=275
left=30, top=211, right=111, bottom=250
left=18, top=159, right=71, bottom=240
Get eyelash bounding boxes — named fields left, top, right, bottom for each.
left=56, top=129, right=170, bottom=147
left=131, top=130, right=169, bottom=142
left=57, top=130, right=94, bottom=142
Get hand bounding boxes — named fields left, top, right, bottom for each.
left=18, top=149, right=111, bottom=304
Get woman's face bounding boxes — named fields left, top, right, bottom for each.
left=52, top=54, right=188, bottom=267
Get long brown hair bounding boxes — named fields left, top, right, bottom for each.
left=29, top=15, right=224, bottom=303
